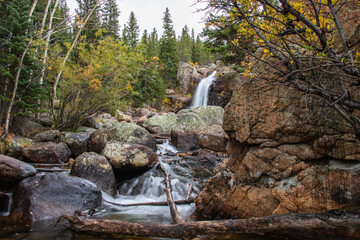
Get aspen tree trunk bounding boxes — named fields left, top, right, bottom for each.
left=51, top=1, right=100, bottom=116
left=39, top=0, right=59, bottom=86
left=3, top=0, right=37, bottom=136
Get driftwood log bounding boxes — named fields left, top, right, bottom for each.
left=59, top=211, right=360, bottom=239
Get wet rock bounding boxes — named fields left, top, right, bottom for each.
left=0, top=155, right=36, bottom=191
left=144, top=113, right=177, bottom=136
left=5, top=137, right=33, bottom=159
left=171, top=113, right=205, bottom=151
left=102, top=141, right=158, bottom=180
left=0, top=192, right=10, bottom=213
left=9, top=173, right=102, bottom=221
left=88, top=122, right=157, bottom=153
left=11, top=118, right=46, bottom=137
left=33, top=130, right=60, bottom=142
left=70, top=152, right=116, bottom=196
left=58, top=132, right=91, bottom=157
left=199, top=125, right=228, bottom=152
left=22, top=142, right=71, bottom=163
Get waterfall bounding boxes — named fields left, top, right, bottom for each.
left=190, top=71, right=217, bottom=108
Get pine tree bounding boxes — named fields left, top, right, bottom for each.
left=122, top=11, right=139, bottom=48
left=75, top=0, right=101, bottom=42
left=145, top=28, right=159, bottom=58
left=178, top=25, right=192, bottom=63
left=140, top=29, right=148, bottom=45
left=102, top=0, right=120, bottom=38
left=0, top=0, right=43, bottom=128
left=159, top=8, right=179, bottom=88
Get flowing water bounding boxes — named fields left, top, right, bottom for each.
left=1, top=140, right=259, bottom=240
left=189, top=71, right=217, bottom=108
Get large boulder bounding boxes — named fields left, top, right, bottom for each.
left=5, top=136, right=32, bottom=159
left=191, top=106, right=224, bottom=126
left=102, top=141, right=158, bottom=180
left=198, top=125, right=228, bottom=152
left=33, top=130, right=60, bottom=142
left=144, top=113, right=177, bottom=135
left=88, top=122, right=157, bottom=153
left=70, top=152, right=116, bottom=196
left=9, top=173, right=102, bottom=221
left=193, top=72, right=360, bottom=220
left=11, top=118, right=46, bottom=137
left=132, top=108, right=156, bottom=118
left=58, top=132, right=91, bottom=157
left=22, top=142, right=71, bottom=163
left=171, top=113, right=205, bottom=151
left=0, top=155, right=36, bottom=191
left=82, top=116, right=99, bottom=129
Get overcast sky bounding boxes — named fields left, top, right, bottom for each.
left=67, top=0, right=208, bottom=37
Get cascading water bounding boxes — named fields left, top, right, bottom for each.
left=99, top=140, right=201, bottom=223
left=190, top=71, right=217, bottom=108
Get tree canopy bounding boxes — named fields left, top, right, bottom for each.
left=201, top=0, right=360, bottom=138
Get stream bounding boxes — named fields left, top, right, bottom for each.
left=0, top=140, right=260, bottom=240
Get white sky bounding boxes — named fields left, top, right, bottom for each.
left=66, top=0, right=208, bottom=37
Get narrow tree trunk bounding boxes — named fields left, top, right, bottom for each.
left=58, top=210, right=360, bottom=239
left=3, top=0, right=37, bottom=136
left=51, top=1, right=99, bottom=116
left=39, top=0, right=59, bottom=86
left=3, top=38, right=33, bottom=136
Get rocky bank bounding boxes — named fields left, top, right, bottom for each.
left=193, top=67, right=360, bottom=219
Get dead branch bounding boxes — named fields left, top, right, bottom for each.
left=58, top=210, right=360, bottom=239
left=158, top=162, right=184, bottom=224
left=103, top=198, right=194, bottom=207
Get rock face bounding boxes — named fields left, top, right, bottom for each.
left=102, top=141, right=158, bottom=180
left=177, top=62, right=203, bottom=95
left=22, top=142, right=71, bottom=163
left=208, top=66, right=237, bottom=108
left=88, top=122, right=157, bottom=153
left=70, top=152, right=116, bottom=196
left=58, top=132, right=91, bottom=157
left=144, top=113, right=177, bottom=136
left=0, top=155, right=36, bottom=191
left=10, top=173, right=102, bottom=221
left=193, top=74, right=360, bottom=220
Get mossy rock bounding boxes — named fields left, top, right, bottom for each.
left=144, top=113, right=177, bottom=135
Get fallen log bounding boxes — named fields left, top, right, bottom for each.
left=58, top=210, right=360, bottom=239
left=103, top=198, right=194, bottom=207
